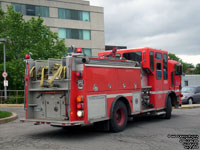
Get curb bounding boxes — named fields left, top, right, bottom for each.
left=181, top=104, right=200, bottom=109
left=0, top=104, right=24, bottom=107
left=0, top=113, right=18, bottom=124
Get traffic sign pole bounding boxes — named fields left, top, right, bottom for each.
left=0, top=39, right=7, bottom=99
left=4, top=41, right=7, bottom=99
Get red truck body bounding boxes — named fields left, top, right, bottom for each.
left=21, top=47, right=182, bottom=132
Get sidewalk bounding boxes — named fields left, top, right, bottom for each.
left=181, top=104, right=200, bottom=109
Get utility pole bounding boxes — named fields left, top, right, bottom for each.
left=0, top=38, right=7, bottom=99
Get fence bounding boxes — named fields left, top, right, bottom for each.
left=0, top=90, right=24, bottom=104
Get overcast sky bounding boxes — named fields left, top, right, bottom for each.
left=88, top=0, right=200, bottom=66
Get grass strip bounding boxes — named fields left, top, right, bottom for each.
left=0, top=111, right=12, bottom=119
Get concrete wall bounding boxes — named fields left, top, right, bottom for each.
left=0, top=0, right=105, bottom=56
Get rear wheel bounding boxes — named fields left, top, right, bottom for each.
left=110, top=101, right=128, bottom=132
left=164, top=96, right=172, bottom=119
left=188, top=98, right=193, bottom=105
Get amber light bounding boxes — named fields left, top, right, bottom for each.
left=77, top=96, right=83, bottom=103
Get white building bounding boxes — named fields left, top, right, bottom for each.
left=182, top=75, right=200, bottom=87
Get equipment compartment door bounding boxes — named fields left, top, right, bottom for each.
left=44, top=94, right=66, bottom=119
left=132, top=92, right=141, bottom=113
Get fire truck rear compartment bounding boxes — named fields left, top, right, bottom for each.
left=27, top=92, right=67, bottom=120
left=26, top=58, right=71, bottom=121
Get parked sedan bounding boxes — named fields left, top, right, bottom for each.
left=181, top=86, right=200, bottom=104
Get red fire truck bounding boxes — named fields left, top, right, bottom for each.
left=21, top=47, right=182, bottom=132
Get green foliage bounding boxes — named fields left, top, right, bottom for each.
left=169, top=53, right=195, bottom=73
left=0, top=6, right=66, bottom=90
left=0, top=111, right=12, bottom=118
left=193, top=64, right=200, bottom=74
left=168, top=53, right=181, bottom=62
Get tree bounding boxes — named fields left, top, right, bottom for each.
left=193, top=64, right=200, bottom=74
left=168, top=53, right=181, bottom=62
left=0, top=6, right=66, bottom=90
left=168, top=53, right=194, bottom=73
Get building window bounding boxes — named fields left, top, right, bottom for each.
left=83, top=30, right=91, bottom=40
left=58, top=28, right=91, bottom=40
left=58, top=28, right=66, bottom=39
left=83, top=48, right=92, bottom=56
left=12, top=3, right=49, bottom=17
left=81, top=11, right=90, bottom=21
left=26, top=5, right=35, bottom=16
left=58, top=8, right=90, bottom=21
left=184, top=80, right=188, bottom=86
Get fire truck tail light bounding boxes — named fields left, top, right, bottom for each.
left=77, top=96, right=83, bottom=103
left=76, top=72, right=82, bottom=78
left=77, top=103, right=83, bottom=110
left=77, top=110, right=84, bottom=117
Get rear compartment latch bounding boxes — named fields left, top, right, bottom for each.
left=60, top=93, right=66, bottom=99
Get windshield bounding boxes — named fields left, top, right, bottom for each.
left=182, top=87, right=195, bottom=93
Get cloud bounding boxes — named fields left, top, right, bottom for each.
left=89, top=0, right=200, bottom=56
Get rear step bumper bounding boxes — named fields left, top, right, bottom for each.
left=20, top=118, right=84, bottom=126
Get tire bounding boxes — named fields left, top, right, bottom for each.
left=110, top=101, right=128, bottom=132
left=188, top=98, right=193, bottom=105
left=164, top=96, right=172, bottom=119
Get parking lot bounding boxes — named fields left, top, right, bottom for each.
left=0, top=107, right=199, bottom=150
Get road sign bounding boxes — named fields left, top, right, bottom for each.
left=4, top=80, right=8, bottom=87
left=2, top=72, right=8, bottom=78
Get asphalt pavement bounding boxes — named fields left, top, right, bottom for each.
left=0, top=107, right=199, bottom=150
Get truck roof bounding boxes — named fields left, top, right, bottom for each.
left=98, top=47, right=168, bottom=56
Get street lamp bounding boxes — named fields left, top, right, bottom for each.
left=0, top=38, right=7, bottom=100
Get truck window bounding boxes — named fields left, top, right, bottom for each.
left=175, top=64, right=182, bottom=75
left=163, top=53, right=168, bottom=80
left=123, top=52, right=142, bottom=63
left=155, top=52, right=162, bottom=60
left=156, top=62, right=162, bottom=80
left=150, top=51, right=154, bottom=72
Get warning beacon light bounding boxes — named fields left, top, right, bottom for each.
left=76, top=48, right=82, bottom=53
left=25, top=54, right=30, bottom=59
